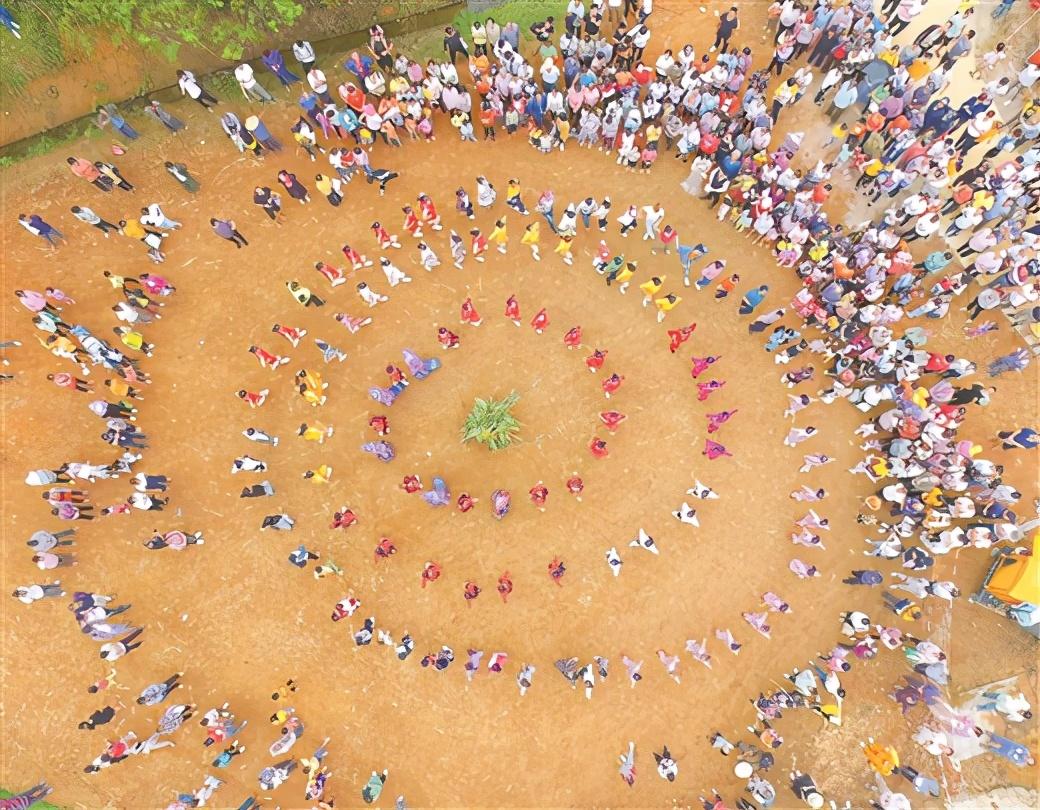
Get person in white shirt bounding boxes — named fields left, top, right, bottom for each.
left=13, top=582, right=65, bottom=604
left=176, top=69, right=218, bottom=109
left=140, top=203, right=181, bottom=230
left=307, top=68, right=331, bottom=103
left=234, top=62, right=273, bottom=103
left=979, top=691, right=1032, bottom=722
left=641, top=203, right=664, bottom=240
left=292, top=39, right=316, bottom=72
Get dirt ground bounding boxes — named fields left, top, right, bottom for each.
left=2, top=1, right=1038, bottom=808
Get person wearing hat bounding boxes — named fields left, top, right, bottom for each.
left=790, top=770, right=825, bottom=808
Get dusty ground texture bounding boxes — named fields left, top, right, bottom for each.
left=1, top=1, right=1037, bottom=808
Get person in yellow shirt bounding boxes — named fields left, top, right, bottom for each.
left=611, top=260, right=636, bottom=293
left=119, top=218, right=147, bottom=240
left=303, top=464, right=333, bottom=484
left=639, top=276, right=664, bottom=308
left=296, top=369, right=327, bottom=406
left=855, top=158, right=885, bottom=190
left=298, top=422, right=334, bottom=443
left=105, top=376, right=144, bottom=401
left=489, top=218, right=508, bottom=254
left=654, top=293, right=681, bottom=322
left=555, top=114, right=570, bottom=148
left=554, top=234, right=574, bottom=265
left=506, top=179, right=528, bottom=214
left=520, top=221, right=540, bottom=260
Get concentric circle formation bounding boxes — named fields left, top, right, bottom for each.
left=3, top=1, right=1038, bottom=808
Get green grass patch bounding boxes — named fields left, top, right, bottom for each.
left=397, top=0, right=567, bottom=64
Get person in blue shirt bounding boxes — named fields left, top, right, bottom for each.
left=739, top=285, right=769, bottom=315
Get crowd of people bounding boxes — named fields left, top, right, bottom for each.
left=7, top=0, right=1039, bottom=807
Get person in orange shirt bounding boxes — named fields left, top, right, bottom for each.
left=479, top=102, right=496, bottom=140
left=861, top=110, right=885, bottom=142
left=812, top=183, right=832, bottom=204
left=67, top=156, right=109, bottom=190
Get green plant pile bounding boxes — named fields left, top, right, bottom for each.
left=461, top=391, right=522, bottom=451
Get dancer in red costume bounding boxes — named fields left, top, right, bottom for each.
left=529, top=482, right=548, bottom=511
left=421, top=560, right=442, bottom=588
left=460, top=297, right=482, bottom=326
left=504, top=295, right=521, bottom=326
left=272, top=323, right=306, bottom=347
left=437, top=327, right=460, bottom=349
left=586, top=349, right=607, bottom=372
left=602, top=373, right=624, bottom=398
left=668, top=323, right=697, bottom=353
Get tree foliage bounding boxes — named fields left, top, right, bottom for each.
left=461, top=392, right=521, bottom=452
left=2, top=0, right=304, bottom=92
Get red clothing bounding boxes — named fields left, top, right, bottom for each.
left=504, top=295, right=520, bottom=321
left=461, top=298, right=481, bottom=324
left=330, top=509, right=358, bottom=529
left=586, top=349, right=607, bottom=371
left=563, top=326, right=582, bottom=347
left=530, top=308, right=549, bottom=332
left=602, top=373, right=623, bottom=395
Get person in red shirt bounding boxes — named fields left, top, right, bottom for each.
left=401, top=475, right=422, bottom=493
left=668, top=323, right=696, bottom=353
left=699, top=132, right=720, bottom=156
left=602, top=372, right=624, bottom=398
left=586, top=348, right=607, bottom=371
left=497, top=572, right=513, bottom=602
left=457, top=493, right=476, bottom=512
left=529, top=482, right=548, bottom=510
left=421, top=561, right=441, bottom=588
left=566, top=475, right=584, bottom=500
left=504, top=294, right=521, bottom=326
left=925, top=353, right=953, bottom=373
left=374, top=537, right=396, bottom=563
left=330, top=506, right=358, bottom=529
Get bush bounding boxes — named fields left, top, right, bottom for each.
left=461, top=391, right=521, bottom=451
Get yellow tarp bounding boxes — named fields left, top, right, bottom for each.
left=987, top=536, right=1040, bottom=605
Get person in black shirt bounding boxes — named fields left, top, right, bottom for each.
left=442, top=26, right=468, bottom=64
left=713, top=7, right=740, bottom=54
left=530, top=16, right=555, bottom=42
left=79, top=706, right=117, bottom=730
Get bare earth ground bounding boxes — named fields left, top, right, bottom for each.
left=1, top=1, right=1037, bottom=808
